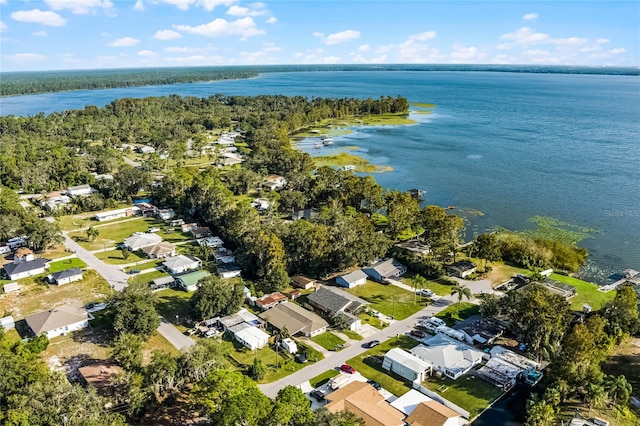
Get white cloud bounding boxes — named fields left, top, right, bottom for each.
left=266, top=17, right=277, bottom=24
left=160, top=0, right=194, bottom=10
left=294, top=52, right=303, bottom=58
left=32, top=30, right=48, bottom=36
left=0, top=21, right=6, bottom=32
left=358, top=44, right=369, bottom=52
left=154, top=29, right=182, bottom=40
left=377, top=44, right=393, bottom=54
left=11, top=9, right=67, bottom=27
left=134, top=0, right=145, bottom=11
left=44, top=0, right=114, bottom=15
left=397, top=31, right=443, bottom=63
left=9, top=53, right=46, bottom=63
left=164, top=54, right=225, bottom=63
left=164, top=46, right=201, bottom=53
left=371, top=54, right=387, bottom=63
left=523, top=13, right=538, bottom=20
left=174, top=17, right=265, bottom=40
left=137, top=50, right=157, bottom=56
left=227, top=4, right=267, bottom=17
left=109, top=37, right=140, bottom=47
left=610, top=47, right=626, bottom=54
left=324, top=29, right=360, bottom=45
left=496, top=43, right=511, bottom=50
left=450, top=44, right=486, bottom=63
left=409, top=31, right=437, bottom=42
left=0, top=0, right=6, bottom=4
left=321, top=56, right=340, bottom=64
left=159, top=0, right=235, bottom=11
left=500, top=27, right=550, bottom=45
left=312, top=32, right=323, bottom=38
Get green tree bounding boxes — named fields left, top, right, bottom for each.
left=198, top=243, right=214, bottom=263
left=524, top=395, right=556, bottom=426
left=413, top=274, right=427, bottom=304
left=314, top=408, right=366, bottom=426
left=384, top=189, right=420, bottom=238
left=477, top=292, right=502, bottom=319
left=120, top=247, right=130, bottom=260
left=191, top=370, right=272, bottom=426
left=191, top=275, right=245, bottom=320
left=450, top=284, right=472, bottom=317
left=113, top=370, right=150, bottom=417
left=584, top=383, right=606, bottom=416
left=269, top=386, right=315, bottom=426
left=475, top=233, right=502, bottom=270
left=108, top=281, right=160, bottom=339
left=605, top=374, right=632, bottom=406
left=603, top=285, right=639, bottom=341
left=111, top=333, right=143, bottom=371
left=248, top=356, right=267, bottom=381
left=179, top=339, right=231, bottom=383
left=24, top=219, right=64, bottom=252
left=86, top=226, right=100, bottom=241
left=145, top=350, right=178, bottom=398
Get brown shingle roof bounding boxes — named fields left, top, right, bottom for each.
left=78, top=363, right=122, bottom=396
left=405, top=400, right=460, bottom=426
left=15, top=247, right=33, bottom=258
left=325, top=382, right=405, bottom=426
left=141, top=241, right=176, bottom=256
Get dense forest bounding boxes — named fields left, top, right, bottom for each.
left=2, top=64, right=638, bottom=97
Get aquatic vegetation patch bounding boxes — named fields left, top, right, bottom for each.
left=522, top=215, right=599, bottom=245
left=313, top=153, right=393, bottom=173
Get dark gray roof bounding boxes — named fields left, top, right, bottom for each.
left=307, top=286, right=368, bottom=314
left=51, top=268, right=83, bottom=281
left=448, top=260, right=476, bottom=272
left=3, top=258, right=50, bottom=276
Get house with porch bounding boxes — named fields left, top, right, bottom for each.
left=410, top=334, right=485, bottom=380
left=124, top=233, right=163, bottom=251
left=163, top=255, right=201, bottom=274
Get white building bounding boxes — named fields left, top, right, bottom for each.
left=138, top=145, right=156, bottom=154
left=123, top=233, right=163, bottom=251
left=25, top=303, right=90, bottom=339
left=382, top=348, right=433, bottom=383
left=47, top=268, right=83, bottom=285
left=335, top=270, right=368, bottom=288
left=263, top=174, right=287, bottom=191
left=141, top=241, right=177, bottom=259
left=229, top=323, right=269, bottom=350
left=94, top=206, right=140, bottom=222
left=0, top=316, right=15, bottom=330
left=3, top=258, right=50, bottom=281
left=163, top=255, right=201, bottom=275
left=67, top=184, right=97, bottom=197
left=411, top=335, right=485, bottom=380
left=281, top=337, right=298, bottom=354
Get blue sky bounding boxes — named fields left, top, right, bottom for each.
left=1, top=1, right=638, bottom=71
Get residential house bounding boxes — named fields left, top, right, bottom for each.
left=336, top=270, right=368, bottom=288
left=307, top=285, right=368, bottom=331
left=157, top=208, right=176, bottom=221
left=197, top=236, right=224, bottom=248
left=67, top=184, right=97, bottom=197
left=324, top=382, right=405, bottom=426
left=446, top=260, right=477, bottom=278
left=78, top=363, right=122, bottom=397
left=291, top=208, right=319, bottom=221
left=190, top=226, right=211, bottom=239
left=395, top=240, right=431, bottom=256
left=217, top=263, right=242, bottom=279
left=405, top=400, right=462, bottom=426
left=47, top=268, right=83, bottom=285
left=25, top=303, right=90, bottom=339
left=138, top=145, right=156, bottom=154
left=0, top=245, right=10, bottom=255
left=141, top=241, right=177, bottom=259
left=290, top=274, right=316, bottom=290
left=163, top=255, right=201, bottom=275
left=3, top=258, right=50, bottom=281
left=213, top=248, right=235, bottom=264
left=14, top=247, right=35, bottom=263
left=175, top=270, right=210, bottom=292
left=477, top=357, right=522, bottom=389
left=39, top=192, right=72, bottom=211
left=90, top=173, right=114, bottom=181
left=251, top=198, right=271, bottom=211
left=228, top=323, right=270, bottom=350
left=263, top=174, right=287, bottom=191
left=123, top=233, right=163, bottom=251
left=169, top=219, right=185, bottom=227
left=255, top=292, right=287, bottom=310
left=389, top=389, right=433, bottom=416
left=0, top=316, right=15, bottom=330
left=411, top=334, right=485, bottom=380
left=363, top=258, right=407, bottom=283
left=181, top=223, right=198, bottom=233
left=259, top=302, right=328, bottom=337
left=460, top=319, right=504, bottom=345
left=94, top=206, right=140, bottom=222
left=150, top=276, right=175, bottom=291
left=218, top=308, right=262, bottom=331
left=382, top=348, right=432, bottom=383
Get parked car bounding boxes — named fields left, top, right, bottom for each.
left=416, top=289, right=435, bottom=297
left=310, top=389, right=326, bottom=402
left=364, top=340, right=380, bottom=348
left=128, top=269, right=140, bottom=275
left=369, top=309, right=381, bottom=318
left=295, top=353, right=308, bottom=363
left=340, top=364, right=356, bottom=374
left=148, top=227, right=160, bottom=232
left=367, top=379, right=382, bottom=390
left=410, top=329, right=425, bottom=339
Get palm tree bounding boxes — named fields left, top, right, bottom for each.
left=198, top=244, right=214, bottom=264
left=450, top=284, right=472, bottom=317
left=585, top=383, right=606, bottom=416
left=605, top=374, right=632, bottom=407
left=413, top=274, right=427, bottom=304
left=86, top=226, right=99, bottom=241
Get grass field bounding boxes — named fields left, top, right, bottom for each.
left=313, top=153, right=393, bottom=173
left=99, top=249, right=146, bottom=265
left=435, top=302, right=480, bottom=326
left=421, top=374, right=503, bottom=418
left=0, top=269, right=110, bottom=318
left=311, top=332, right=346, bottom=351
left=403, top=274, right=455, bottom=296
left=143, top=332, right=180, bottom=363
left=309, top=370, right=340, bottom=388
left=154, top=288, right=196, bottom=329
left=346, top=335, right=417, bottom=396
left=48, top=257, right=87, bottom=272
left=68, top=217, right=167, bottom=251
left=549, top=273, right=615, bottom=311
left=123, top=260, right=164, bottom=273
left=129, top=270, right=170, bottom=285
left=346, top=280, right=424, bottom=320
left=602, top=337, right=640, bottom=399
left=359, top=313, right=388, bottom=330
left=342, top=329, right=363, bottom=340
left=56, top=208, right=131, bottom=231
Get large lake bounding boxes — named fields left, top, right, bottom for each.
left=2, top=71, right=639, bottom=282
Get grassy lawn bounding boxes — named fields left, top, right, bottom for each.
left=309, top=370, right=339, bottom=388
left=359, top=313, right=388, bottom=330
left=421, top=374, right=503, bottom=418
left=549, top=273, right=616, bottom=311
left=346, top=335, right=418, bottom=396
left=154, top=288, right=196, bottom=329
left=397, top=226, right=424, bottom=241
left=314, top=153, right=393, bottom=173
left=0, top=269, right=110, bottom=318
left=123, top=260, right=164, bottom=273
left=176, top=241, right=201, bottom=257
left=311, top=332, right=346, bottom=351
left=435, top=302, right=480, bottom=327
left=41, top=244, right=73, bottom=260
left=48, top=257, right=87, bottom=272
left=99, top=249, right=146, bottom=265
left=483, top=261, right=532, bottom=285
left=342, top=329, right=363, bottom=341
left=346, top=280, right=424, bottom=320
left=602, top=337, right=640, bottom=399
left=55, top=208, right=130, bottom=231
left=156, top=229, right=194, bottom=243
left=143, top=332, right=180, bottom=363
left=41, top=328, right=112, bottom=370
left=403, top=274, right=455, bottom=297
left=68, top=217, right=166, bottom=251
left=129, top=270, right=171, bottom=285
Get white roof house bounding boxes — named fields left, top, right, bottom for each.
left=390, top=389, right=433, bottom=415
left=411, top=335, right=485, bottom=380
left=382, top=348, right=433, bottom=383
left=94, top=206, right=140, bottom=222
left=67, top=184, right=97, bottom=197
left=163, top=255, right=201, bottom=275
left=229, top=323, right=270, bottom=350
left=263, top=174, right=287, bottom=191
left=336, top=270, right=368, bottom=288
left=197, top=236, right=224, bottom=248
left=477, top=357, right=522, bottom=389
left=124, top=233, right=163, bottom=251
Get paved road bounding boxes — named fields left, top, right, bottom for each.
left=258, top=295, right=457, bottom=398
left=158, top=317, right=195, bottom=350
left=63, top=233, right=130, bottom=291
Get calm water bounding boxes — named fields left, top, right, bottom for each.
left=2, top=71, right=639, bottom=281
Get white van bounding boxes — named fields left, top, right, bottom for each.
left=428, top=317, right=446, bottom=327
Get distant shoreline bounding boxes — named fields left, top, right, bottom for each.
left=2, top=64, right=638, bottom=98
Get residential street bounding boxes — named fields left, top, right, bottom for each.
left=158, top=317, right=196, bottom=350
left=259, top=295, right=458, bottom=398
